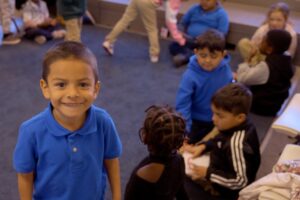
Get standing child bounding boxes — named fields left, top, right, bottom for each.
left=13, top=42, right=122, bottom=200
left=176, top=29, right=232, bottom=144
left=238, top=2, right=297, bottom=65
left=125, top=105, right=188, bottom=200
left=102, top=0, right=184, bottom=63
left=184, top=83, right=261, bottom=200
left=22, top=0, right=66, bottom=44
left=57, top=0, right=86, bottom=42
left=237, top=29, right=294, bottom=116
left=169, top=0, right=229, bottom=67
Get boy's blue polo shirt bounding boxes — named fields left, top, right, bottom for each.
left=13, top=104, right=122, bottom=200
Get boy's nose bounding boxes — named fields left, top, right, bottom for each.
left=67, top=86, right=79, bottom=97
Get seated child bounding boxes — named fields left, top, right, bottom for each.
left=183, top=83, right=261, bottom=200
left=237, top=2, right=297, bottom=66
left=236, top=29, right=294, bottom=116
left=176, top=29, right=232, bottom=144
left=13, top=42, right=122, bottom=199
left=125, top=105, right=188, bottom=200
left=22, top=0, right=66, bottom=44
left=169, top=0, right=229, bottom=67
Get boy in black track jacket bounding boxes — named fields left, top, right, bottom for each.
left=186, top=83, right=261, bottom=200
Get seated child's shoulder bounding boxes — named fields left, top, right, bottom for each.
left=137, top=163, right=165, bottom=183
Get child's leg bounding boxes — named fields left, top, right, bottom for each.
left=64, top=17, right=82, bottom=42
left=105, top=0, right=139, bottom=43
left=0, top=0, right=14, bottom=34
left=138, top=0, right=160, bottom=58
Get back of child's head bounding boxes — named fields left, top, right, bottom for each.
left=211, top=83, right=252, bottom=115
left=42, top=41, right=99, bottom=82
left=266, top=29, right=291, bottom=54
left=267, top=2, right=290, bottom=21
left=139, top=105, right=186, bottom=156
left=194, top=29, right=225, bottom=52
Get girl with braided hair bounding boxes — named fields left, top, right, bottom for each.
left=125, top=105, right=189, bottom=200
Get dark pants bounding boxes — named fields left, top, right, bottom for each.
left=188, top=119, right=214, bottom=144
left=25, top=24, right=61, bottom=41
left=169, top=39, right=198, bottom=66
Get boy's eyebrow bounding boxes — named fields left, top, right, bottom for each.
left=51, top=77, right=92, bottom=81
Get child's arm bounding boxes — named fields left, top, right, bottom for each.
left=236, top=61, right=269, bottom=86
left=17, top=172, right=34, bottom=200
left=104, top=158, right=121, bottom=200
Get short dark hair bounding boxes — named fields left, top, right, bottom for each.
left=266, top=29, right=292, bottom=54
left=42, top=41, right=99, bottom=83
left=194, top=29, right=226, bottom=52
left=211, top=83, right=252, bottom=115
left=139, top=105, right=186, bottom=156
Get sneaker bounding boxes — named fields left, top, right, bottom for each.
left=34, top=36, right=47, bottom=44
left=173, top=54, right=189, bottom=68
left=2, top=33, right=21, bottom=45
left=52, top=30, right=66, bottom=39
left=102, top=40, right=114, bottom=56
left=150, top=55, right=159, bottom=63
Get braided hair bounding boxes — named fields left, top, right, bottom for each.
left=139, top=105, right=186, bottom=156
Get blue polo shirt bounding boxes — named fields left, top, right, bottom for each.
left=13, top=104, right=122, bottom=200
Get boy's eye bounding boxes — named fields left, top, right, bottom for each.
left=79, top=82, right=90, bottom=88
left=54, top=82, right=65, bottom=88
left=198, top=53, right=208, bottom=58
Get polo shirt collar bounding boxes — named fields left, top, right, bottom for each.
left=45, top=104, right=97, bottom=137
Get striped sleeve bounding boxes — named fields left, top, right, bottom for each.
left=209, top=130, right=248, bottom=189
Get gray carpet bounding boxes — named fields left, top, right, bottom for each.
left=0, top=25, right=274, bottom=200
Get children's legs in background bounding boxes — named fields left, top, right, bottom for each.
left=0, top=0, right=14, bottom=34
left=64, top=17, right=82, bottom=42
left=138, top=0, right=160, bottom=61
left=104, top=0, right=139, bottom=44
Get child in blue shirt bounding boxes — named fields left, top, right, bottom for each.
left=169, top=0, right=229, bottom=67
left=13, top=42, right=122, bottom=200
left=176, top=29, right=232, bottom=144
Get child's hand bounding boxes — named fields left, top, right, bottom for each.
left=49, top=19, right=57, bottom=26
left=190, top=144, right=206, bottom=158
left=189, top=164, right=207, bottom=180
left=247, top=46, right=258, bottom=63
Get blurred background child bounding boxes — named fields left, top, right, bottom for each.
left=237, top=29, right=294, bottom=116
left=22, top=0, right=65, bottom=44
left=238, top=2, right=297, bottom=66
left=169, top=0, right=229, bottom=67
left=125, top=105, right=188, bottom=200
left=57, top=0, right=86, bottom=42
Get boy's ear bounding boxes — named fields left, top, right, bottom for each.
left=236, top=113, right=246, bottom=123
left=93, top=81, right=101, bottom=99
left=194, top=49, right=198, bottom=54
left=40, top=79, right=50, bottom=99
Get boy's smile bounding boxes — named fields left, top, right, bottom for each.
left=40, top=59, right=100, bottom=130
left=195, top=48, right=225, bottom=71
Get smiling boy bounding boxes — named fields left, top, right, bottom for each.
left=13, top=42, right=122, bottom=200
left=176, top=29, right=232, bottom=144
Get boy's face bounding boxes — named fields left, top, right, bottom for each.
left=194, top=48, right=225, bottom=71
left=40, top=59, right=100, bottom=128
left=200, top=0, right=217, bottom=11
left=268, top=11, right=286, bottom=30
left=211, top=104, right=245, bottom=131
left=259, top=36, right=272, bottom=55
